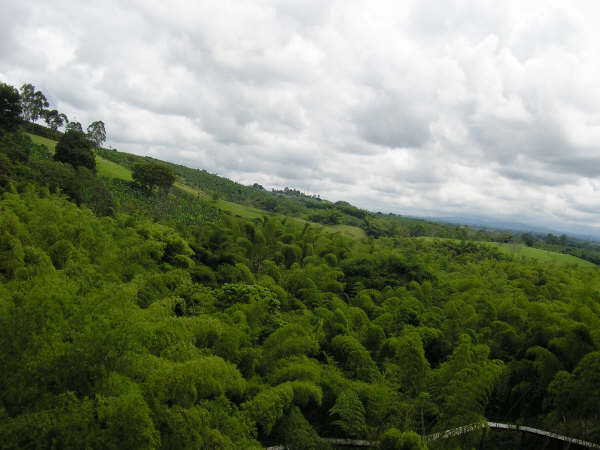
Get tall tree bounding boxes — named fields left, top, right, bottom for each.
left=19, top=83, right=49, bottom=123
left=0, top=82, right=22, bottom=133
left=43, top=109, right=68, bottom=131
left=65, top=121, right=83, bottom=133
left=54, top=129, right=96, bottom=171
left=86, top=120, right=106, bottom=147
left=329, top=390, right=367, bottom=438
left=132, top=162, right=175, bottom=191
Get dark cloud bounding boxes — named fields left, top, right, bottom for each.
left=497, top=166, right=576, bottom=187
left=355, top=94, right=432, bottom=149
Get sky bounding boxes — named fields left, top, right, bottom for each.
left=3, top=0, right=600, bottom=236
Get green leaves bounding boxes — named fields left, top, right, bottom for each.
left=548, top=351, right=600, bottom=428
left=54, top=129, right=96, bottom=171
left=329, top=390, right=366, bottom=438
left=331, top=335, right=379, bottom=382
left=242, top=383, right=294, bottom=436
left=430, top=335, right=503, bottom=426
left=86, top=120, right=106, bottom=147
left=378, top=429, right=427, bottom=450
left=132, top=161, right=175, bottom=191
left=0, top=83, right=22, bottom=133
left=4, top=144, right=600, bottom=448
left=261, top=324, right=319, bottom=371
left=381, top=331, right=429, bottom=396
left=19, top=83, right=48, bottom=123
left=143, top=356, right=246, bottom=408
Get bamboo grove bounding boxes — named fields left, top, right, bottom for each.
left=1, top=114, right=600, bottom=449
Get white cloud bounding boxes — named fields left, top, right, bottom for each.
left=4, top=0, right=600, bottom=235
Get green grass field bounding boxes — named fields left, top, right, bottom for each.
left=96, top=156, right=133, bottom=181
left=27, top=133, right=57, bottom=152
left=417, top=236, right=594, bottom=267
left=174, top=182, right=206, bottom=197
left=28, top=133, right=134, bottom=181
left=492, top=242, right=595, bottom=267
left=216, top=199, right=270, bottom=219
left=173, top=182, right=269, bottom=219
left=325, top=224, right=367, bottom=240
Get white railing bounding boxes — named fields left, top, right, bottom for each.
left=266, top=420, right=600, bottom=449
left=425, top=421, right=600, bottom=449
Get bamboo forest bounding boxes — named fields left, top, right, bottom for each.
left=1, top=82, right=600, bottom=449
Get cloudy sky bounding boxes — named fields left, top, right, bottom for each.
left=3, top=0, right=600, bottom=235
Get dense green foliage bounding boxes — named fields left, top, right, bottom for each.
left=1, top=128, right=114, bottom=216
left=133, top=161, right=176, bottom=191
left=87, top=120, right=106, bottom=147
left=2, top=108, right=600, bottom=448
left=42, top=109, right=68, bottom=131
left=19, top=83, right=49, bottom=123
left=97, top=144, right=600, bottom=265
left=0, top=83, right=22, bottom=133
left=54, top=130, right=96, bottom=171
left=24, top=119, right=64, bottom=140
left=106, top=179, right=220, bottom=227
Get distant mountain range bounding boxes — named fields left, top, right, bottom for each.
left=428, top=215, right=600, bottom=242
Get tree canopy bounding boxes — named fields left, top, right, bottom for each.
left=2, top=98, right=600, bottom=448
left=86, top=120, right=106, bottom=147
left=66, top=121, right=83, bottom=133
left=0, top=82, right=22, bottom=133
left=132, top=161, right=176, bottom=191
left=43, top=109, right=68, bottom=131
left=19, top=83, right=48, bottom=123
left=54, top=129, right=96, bottom=171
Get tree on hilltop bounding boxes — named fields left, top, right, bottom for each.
left=132, top=161, right=175, bottom=191
left=54, top=129, right=96, bottom=171
left=87, top=120, right=106, bottom=147
left=521, top=232, right=535, bottom=247
left=0, top=82, right=22, bottom=133
left=19, top=83, right=48, bottom=123
left=43, top=109, right=68, bottom=131
left=66, top=121, right=83, bottom=133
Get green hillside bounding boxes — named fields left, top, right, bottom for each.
left=23, top=130, right=594, bottom=267
left=2, top=110, right=600, bottom=449
left=96, top=155, right=133, bottom=181
left=28, top=132, right=133, bottom=182
left=493, top=241, right=596, bottom=267
left=417, top=237, right=594, bottom=268
left=27, top=133, right=368, bottom=240
left=26, top=132, right=57, bottom=151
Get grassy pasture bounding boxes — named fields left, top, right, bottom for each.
left=326, top=224, right=367, bottom=240
left=28, top=133, right=133, bottom=181
left=492, top=242, right=595, bottom=267
left=96, top=156, right=133, bottom=181
left=27, top=133, right=57, bottom=152
left=417, top=236, right=594, bottom=267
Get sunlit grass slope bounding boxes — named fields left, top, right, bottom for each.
left=417, top=236, right=593, bottom=267
left=96, top=156, right=132, bottom=181
left=28, top=133, right=133, bottom=181
left=176, top=179, right=367, bottom=238
left=27, top=133, right=57, bottom=152
left=492, top=242, right=595, bottom=267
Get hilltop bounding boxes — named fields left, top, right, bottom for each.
left=26, top=129, right=600, bottom=269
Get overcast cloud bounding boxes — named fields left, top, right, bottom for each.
left=3, top=0, right=600, bottom=235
